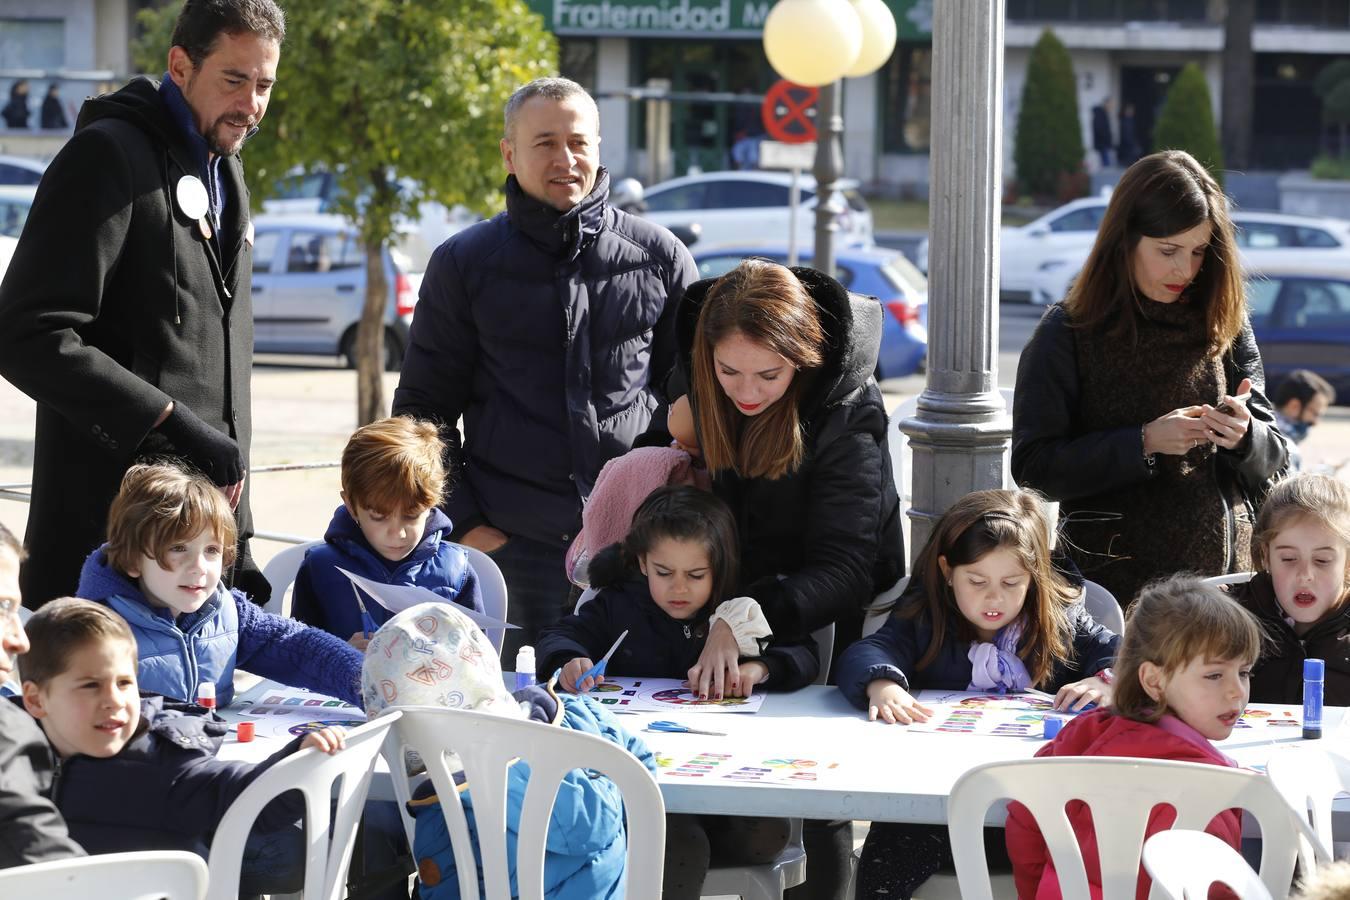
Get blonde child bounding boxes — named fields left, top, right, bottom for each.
left=292, top=416, right=482, bottom=650
left=77, top=462, right=365, bottom=706
left=536, top=485, right=817, bottom=898
left=837, top=488, right=1121, bottom=898
left=1230, top=473, right=1350, bottom=704
left=1006, top=576, right=1262, bottom=899
left=19, top=598, right=344, bottom=893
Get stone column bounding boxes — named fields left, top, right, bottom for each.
left=900, top=0, right=1010, bottom=561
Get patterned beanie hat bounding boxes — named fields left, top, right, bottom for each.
left=361, top=602, right=522, bottom=719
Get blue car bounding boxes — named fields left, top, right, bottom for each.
left=1247, top=267, right=1350, bottom=403
left=691, top=245, right=929, bottom=378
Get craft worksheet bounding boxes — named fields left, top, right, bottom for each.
left=587, top=676, right=767, bottom=714
left=233, top=685, right=367, bottom=739
left=907, top=690, right=1067, bottom=737
left=653, top=748, right=843, bottom=785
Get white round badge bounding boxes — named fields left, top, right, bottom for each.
left=175, top=175, right=209, bottom=220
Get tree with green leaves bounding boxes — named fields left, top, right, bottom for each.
left=1013, top=29, right=1084, bottom=201
left=1153, top=63, right=1225, bottom=186
left=135, top=0, right=557, bottom=424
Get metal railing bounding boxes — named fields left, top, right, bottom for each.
left=0, top=461, right=340, bottom=546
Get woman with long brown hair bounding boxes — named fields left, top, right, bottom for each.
left=664, top=258, right=904, bottom=900
left=1012, top=150, right=1288, bottom=607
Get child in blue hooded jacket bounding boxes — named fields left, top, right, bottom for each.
left=292, top=416, right=482, bottom=650
left=363, top=601, right=654, bottom=900
left=77, top=462, right=364, bottom=707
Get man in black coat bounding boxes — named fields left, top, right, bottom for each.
left=0, top=0, right=285, bottom=608
left=393, top=77, right=698, bottom=663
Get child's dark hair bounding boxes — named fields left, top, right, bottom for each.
left=597, top=486, right=739, bottom=605
left=1111, top=575, right=1262, bottom=724
left=22, top=597, right=138, bottom=688
left=902, top=488, right=1081, bottom=686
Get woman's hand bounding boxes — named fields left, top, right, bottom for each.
left=866, top=680, right=934, bottom=724
left=1053, top=675, right=1112, bottom=712
left=460, top=525, right=509, bottom=553
left=300, top=725, right=347, bottom=754
left=1199, top=377, right=1253, bottom=451
left=727, top=661, right=770, bottom=698
left=688, top=619, right=741, bottom=699
left=1143, top=406, right=1209, bottom=456
left=561, top=657, right=602, bottom=693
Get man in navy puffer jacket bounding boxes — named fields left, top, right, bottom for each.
left=393, top=77, right=697, bottom=664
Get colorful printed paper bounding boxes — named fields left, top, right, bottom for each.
left=654, top=749, right=840, bottom=785
left=906, top=690, right=1067, bottom=738
left=585, top=676, right=766, bottom=714
left=233, top=685, right=366, bottom=739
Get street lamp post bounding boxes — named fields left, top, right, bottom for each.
left=763, top=0, right=895, bottom=277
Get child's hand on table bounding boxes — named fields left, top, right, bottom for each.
left=300, top=725, right=347, bottom=754
left=866, top=679, right=934, bottom=724
left=1053, top=675, right=1112, bottom=712
left=723, top=661, right=769, bottom=698
left=562, top=657, right=604, bottom=693
left=348, top=632, right=370, bottom=652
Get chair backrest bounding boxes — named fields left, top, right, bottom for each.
left=947, top=756, right=1310, bottom=900
left=887, top=401, right=911, bottom=517
left=389, top=704, right=666, bottom=900
left=204, top=713, right=400, bottom=900
left=1199, top=572, right=1256, bottom=588
left=260, top=539, right=323, bottom=616
left=1265, top=745, right=1343, bottom=876
left=1081, top=579, right=1125, bottom=636
left=1141, top=830, right=1272, bottom=900
left=0, top=850, right=208, bottom=900
left=462, top=545, right=509, bottom=652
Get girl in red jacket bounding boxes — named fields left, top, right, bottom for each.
left=1005, top=575, right=1263, bottom=899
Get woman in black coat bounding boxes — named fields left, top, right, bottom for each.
left=2, top=80, right=30, bottom=129
left=1012, top=151, right=1288, bottom=608
left=664, top=259, right=904, bottom=900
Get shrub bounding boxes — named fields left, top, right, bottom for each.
left=1014, top=29, right=1085, bottom=202
left=1153, top=63, right=1225, bottom=186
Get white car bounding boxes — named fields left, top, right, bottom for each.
left=1029, top=210, right=1350, bottom=306
left=639, top=171, right=874, bottom=251
left=0, top=234, right=17, bottom=280
left=0, top=185, right=36, bottom=237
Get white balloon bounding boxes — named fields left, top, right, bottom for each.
left=763, top=0, right=862, bottom=88
left=844, top=0, right=898, bottom=78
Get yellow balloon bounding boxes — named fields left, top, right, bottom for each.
left=843, top=0, right=898, bottom=78
left=763, top=0, right=862, bottom=88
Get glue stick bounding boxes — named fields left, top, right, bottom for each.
left=196, top=681, right=216, bottom=710
left=515, top=646, right=537, bottom=691
left=1304, top=658, right=1324, bottom=741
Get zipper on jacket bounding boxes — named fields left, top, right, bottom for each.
left=683, top=624, right=691, bottom=639
left=50, top=754, right=64, bottom=804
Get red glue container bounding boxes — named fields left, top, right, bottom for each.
left=197, top=682, right=216, bottom=710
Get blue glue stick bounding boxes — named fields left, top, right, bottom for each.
left=1304, top=658, right=1324, bottom=741
left=1042, top=716, right=1063, bottom=740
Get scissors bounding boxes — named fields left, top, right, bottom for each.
left=350, top=584, right=380, bottom=640
left=577, top=630, right=629, bottom=689
left=645, top=720, right=727, bottom=737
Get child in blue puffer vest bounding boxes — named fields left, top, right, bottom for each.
left=77, top=462, right=365, bottom=707
left=362, top=601, right=655, bottom=900
left=292, top=416, right=483, bottom=650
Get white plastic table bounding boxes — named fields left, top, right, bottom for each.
left=218, top=681, right=1347, bottom=825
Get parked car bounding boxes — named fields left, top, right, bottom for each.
left=1247, top=266, right=1350, bottom=403
left=998, top=195, right=1111, bottom=299
left=0, top=185, right=35, bottom=237
left=691, top=244, right=927, bottom=379
left=0, top=154, right=45, bottom=186
left=641, top=171, right=874, bottom=251
left=250, top=214, right=422, bottom=370
left=1028, top=210, right=1350, bottom=306
left=0, top=234, right=17, bottom=281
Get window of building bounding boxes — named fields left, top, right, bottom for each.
left=1257, top=0, right=1350, bottom=27
left=559, top=39, right=598, bottom=90
left=1007, top=0, right=1207, bottom=21
left=881, top=44, right=931, bottom=155
left=0, top=19, right=64, bottom=69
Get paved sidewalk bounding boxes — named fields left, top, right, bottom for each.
left=2, top=357, right=1347, bottom=574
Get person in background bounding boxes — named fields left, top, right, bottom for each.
left=1273, top=369, right=1335, bottom=471
left=2, top=80, right=30, bottom=129
left=1117, top=102, right=1141, bottom=167
left=393, top=77, right=697, bottom=665
left=1091, top=98, right=1114, bottom=168
left=40, top=83, right=69, bottom=131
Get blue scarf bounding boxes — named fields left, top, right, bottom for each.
left=967, top=619, right=1032, bottom=692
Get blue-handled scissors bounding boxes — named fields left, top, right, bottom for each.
left=577, top=629, right=629, bottom=689
left=350, top=584, right=380, bottom=640
left=645, top=720, right=727, bottom=736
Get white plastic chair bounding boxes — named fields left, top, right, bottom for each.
left=204, top=712, right=401, bottom=900
left=1082, top=579, right=1125, bottom=636
left=701, top=818, right=806, bottom=900
left=1142, top=830, right=1273, bottom=900
left=260, top=539, right=322, bottom=616
left=1200, top=571, right=1257, bottom=588
left=946, top=757, right=1312, bottom=900
left=863, top=574, right=910, bottom=638
left=463, top=544, right=509, bottom=652
left=1265, top=745, right=1344, bottom=877
left=0, top=850, right=207, bottom=900
left=388, top=704, right=666, bottom=900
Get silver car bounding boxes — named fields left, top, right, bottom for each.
left=251, top=213, right=424, bottom=370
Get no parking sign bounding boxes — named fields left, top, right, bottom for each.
left=761, top=80, right=818, bottom=144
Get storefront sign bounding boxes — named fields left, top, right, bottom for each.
left=526, top=0, right=931, bottom=39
